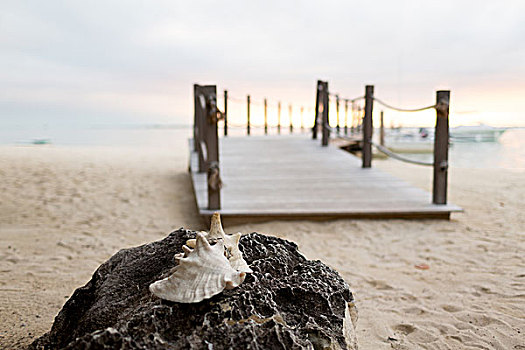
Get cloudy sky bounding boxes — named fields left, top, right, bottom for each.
left=1, top=0, right=524, bottom=128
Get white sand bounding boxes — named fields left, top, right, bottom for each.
left=0, top=142, right=523, bottom=349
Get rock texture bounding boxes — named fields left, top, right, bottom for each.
left=30, top=229, right=358, bottom=349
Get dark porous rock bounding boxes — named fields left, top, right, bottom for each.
left=30, top=229, right=358, bottom=349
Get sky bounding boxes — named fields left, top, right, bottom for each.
left=1, top=0, right=524, bottom=128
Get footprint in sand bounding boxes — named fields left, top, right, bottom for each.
left=401, top=306, right=427, bottom=315
left=473, top=285, right=495, bottom=295
left=0, top=252, right=21, bottom=264
left=393, top=323, right=416, bottom=335
left=367, top=279, right=394, bottom=290
left=458, top=312, right=501, bottom=327
left=392, top=323, right=439, bottom=344
left=442, top=304, right=462, bottom=313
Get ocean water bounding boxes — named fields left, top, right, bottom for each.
left=388, top=128, right=525, bottom=170
left=0, top=125, right=523, bottom=170
left=0, top=125, right=193, bottom=148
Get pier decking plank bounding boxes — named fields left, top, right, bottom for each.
left=189, top=135, right=462, bottom=224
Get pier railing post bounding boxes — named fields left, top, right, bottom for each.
left=194, top=84, right=207, bottom=173
left=362, top=85, right=374, bottom=168
left=247, top=95, right=251, bottom=136
left=380, top=110, right=385, bottom=146
left=194, top=84, right=221, bottom=209
left=355, top=106, right=364, bottom=134
left=344, top=99, right=349, bottom=135
left=321, top=81, right=330, bottom=146
left=289, top=104, right=293, bottom=134
left=193, top=84, right=199, bottom=152
left=278, top=101, right=281, bottom=134
left=313, top=80, right=321, bottom=139
left=264, top=98, right=268, bottom=135
left=336, top=95, right=340, bottom=135
left=205, top=86, right=220, bottom=210
left=433, top=90, right=450, bottom=205
left=351, top=101, right=355, bottom=134
left=224, top=90, right=228, bottom=136
left=300, top=106, right=304, bottom=132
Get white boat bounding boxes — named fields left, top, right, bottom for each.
left=32, top=138, right=52, bottom=145
left=382, top=127, right=434, bottom=153
left=450, top=125, right=506, bottom=142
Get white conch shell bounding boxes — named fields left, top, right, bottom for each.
left=223, top=232, right=252, bottom=273
left=186, top=213, right=252, bottom=273
left=149, top=232, right=246, bottom=303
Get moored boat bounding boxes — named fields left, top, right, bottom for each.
left=450, top=125, right=506, bottom=142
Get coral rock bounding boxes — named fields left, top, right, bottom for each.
left=30, top=229, right=358, bottom=349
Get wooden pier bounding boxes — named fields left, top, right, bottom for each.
left=190, top=82, right=462, bottom=225
left=189, top=135, right=462, bottom=224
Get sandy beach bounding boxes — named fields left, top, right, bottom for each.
left=0, top=141, right=523, bottom=349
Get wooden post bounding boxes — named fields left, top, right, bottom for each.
left=277, top=101, right=281, bottom=134
left=193, top=84, right=199, bottom=151
left=355, top=106, right=364, bottom=133
left=247, top=95, right=251, bottom=136
left=321, top=81, right=330, bottom=146
left=380, top=110, right=385, bottom=146
left=313, top=80, right=321, bottom=139
left=300, top=106, right=304, bottom=131
left=289, top=104, right=293, bottom=134
left=351, top=101, right=355, bottom=134
left=194, top=85, right=220, bottom=209
left=336, top=95, right=340, bottom=135
left=264, top=98, right=268, bottom=135
left=344, top=100, right=348, bottom=135
left=224, top=90, right=228, bottom=136
left=433, top=90, right=450, bottom=205
left=362, top=85, right=374, bottom=168
left=194, top=84, right=207, bottom=173
left=205, top=87, right=220, bottom=209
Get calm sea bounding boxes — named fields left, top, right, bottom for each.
left=389, top=128, right=525, bottom=170
left=0, top=125, right=523, bottom=170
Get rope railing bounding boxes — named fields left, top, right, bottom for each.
left=220, top=90, right=315, bottom=136
left=373, top=97, right=436, bottom=113
left=227, top=123, right=270, bottom=129
left=227, top=124, right=310, bottom=131
left=226, top=122, right=249, bottom=128
left=324, top=123, right=433, bottom=167
left=225, top=94, right=275, bottom=106
left=328, top=92, right=365, bottom=103
left=225, top=93, right=308, bottom=108
left=322, top=123, right=356, bottom=135
left=226, top=95, right=246, bottom=103
left=371, top=141, right=433, bottom=166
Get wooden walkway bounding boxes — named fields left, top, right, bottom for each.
left=189, top=135, right=462, bottom=224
